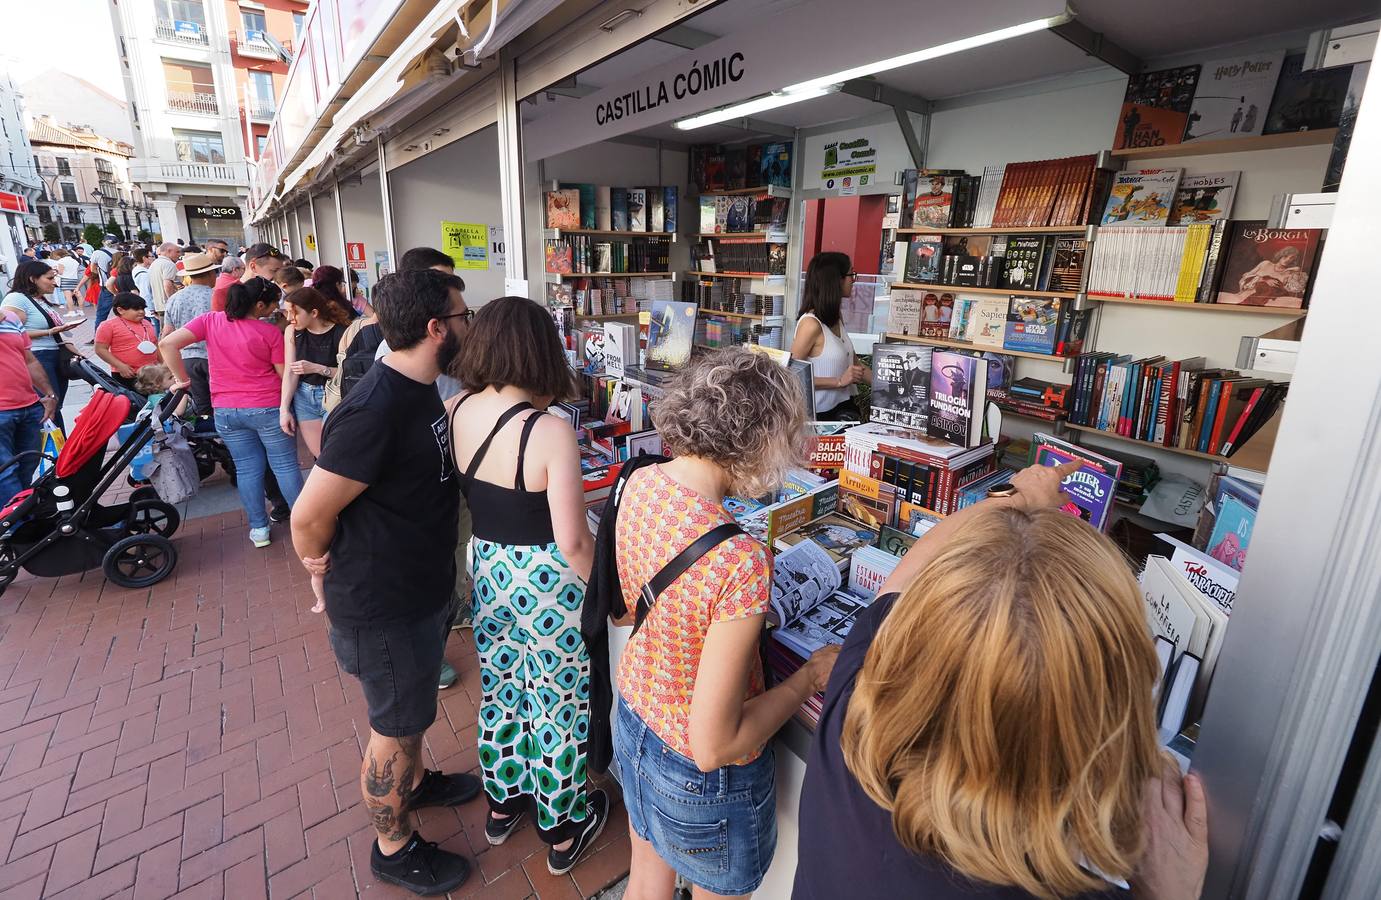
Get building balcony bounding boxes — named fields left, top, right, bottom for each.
left=166, top=90, right=220, bottom=116
left=154, top=19, right=210, bottom=46
left=232, top=30, right=281, bottom=61
left=133, top=160, right=247, bottom=188
left=247, top=98, right=277, bottom=121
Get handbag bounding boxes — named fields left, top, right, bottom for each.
left=632, top=522, right=746, bottom=634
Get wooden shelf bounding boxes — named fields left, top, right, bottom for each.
left=896, top=225, right=1090, bottom=236
left=1091, top=295, right=1308, bottom=317
left=1111, top=128, right=1338, bottom=161
left=688, top=271, right=783, bottom=279
left=696, top=184, right=791, bottom=198
left=1063, top=420, right=1277, bottom=472
left=698, top=307, right=781, bottom=322
left=545, top=228, right=675, bottom=241
left=553, top=271, right=673, bottom=279
left=891, top=282, right=1079, bottom=300
left=693, top=232, right=787, bottom=241
left=571, top=312, right=639, bottom=320
left=882, top=332, right=1073, bottom=364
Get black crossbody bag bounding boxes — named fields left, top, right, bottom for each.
left=632, top=521, right=745, bottom=634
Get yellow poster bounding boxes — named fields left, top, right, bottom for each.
left=441, top=221, right=489, bottom=270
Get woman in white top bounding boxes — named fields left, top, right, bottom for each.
left=791, top=251, right=869, bottom=420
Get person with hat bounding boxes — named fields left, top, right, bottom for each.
left=164, top=252, right=218, bottom=419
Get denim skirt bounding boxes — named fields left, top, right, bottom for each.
left=614, top=695, right=777, bottom=895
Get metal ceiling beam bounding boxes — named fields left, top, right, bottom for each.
left=652, top=23, right=717, bottom=50
left=720, top=117, right=797, bottom=139
left=838, top=78, right=932, bottom=115
left=1049, top=18, right=1142, bottom=75
left=542, top=77, right=598, bottom=99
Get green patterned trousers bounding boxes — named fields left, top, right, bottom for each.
left=471, top=537, right=592, bottom=843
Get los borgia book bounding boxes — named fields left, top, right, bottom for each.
left=769, top=538, right=872, bottom=658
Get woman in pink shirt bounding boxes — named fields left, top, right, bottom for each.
left=159, top=277, right=303, bottom=548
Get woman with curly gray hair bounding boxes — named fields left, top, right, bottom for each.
left=612, top=347, right=840, bottom=899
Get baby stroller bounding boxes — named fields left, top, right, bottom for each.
left=0, top=388, right=188, bottom=591
left=69, top=357, right=236, bottom=485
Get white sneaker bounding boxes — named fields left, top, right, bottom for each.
left=249, top=526, right=271, bottom=548
left=64, top=310, right=83, bottom=318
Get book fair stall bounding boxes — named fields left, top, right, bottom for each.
left=247, top=0, right=1381, bottom=893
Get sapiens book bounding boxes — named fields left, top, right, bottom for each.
left=1113, top=65, right=1201, bottom=151
left=912, top=175, right=956, bottom=228
left=545, top=189, right=581, bottom=229
left=769, top=539, right=871, bottom=658
left=927, top=350, right=987, bottom=447
left=1166, top=171, right=1240, bottom=225
left=886, top=289, right=923, bottom=336
left=1183, top=51, right=1285, bottom=141
left=870, top=342, right=933, bottom=430
left=645, top=300, right=697, bottom=371
left=774, top=513, right=880, bottom=572
left=1214, top=223, right=1322, bottom=308
left=919, top=293, right=954, bottom=339
left=965, top=296, right=1009, bottom=348
left=1029, top=433, right=1123, bottom=532
left=1100, top=169, right=1183, bottom=226
left=904, top=235, right=943, bottom=283
left=1003, top=297, right=1063, bottom=355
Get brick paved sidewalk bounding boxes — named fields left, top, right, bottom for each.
left=0, top=507, right=630, bottom=899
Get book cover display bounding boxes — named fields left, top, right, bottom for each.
left=1101, top=169, right=1184, bottom=226
left=887, top=289, right=923, bottom=335
left=1113, top=65, right=1202, bottom=151
left=966, top=297, right=1009, bottom=347
left=919, top=293, right=954, bottom=339
left=1183, top=51, right=1285, bottom=142
left=1003, top=237, right=1047, bottom=290
left=1265, top=52, right=1354, bottom=134
left=1003, top=297, right=1063, bottom=355
left=912, top=175, right=956, bottom=227
left=1029, top=433, right=1123, bottom=531
left=904, top=235, right=943, bottom=283
left=927, top=350, right=987, bottom=447
left=870, top=343, right=933, bottom=429
left=1214, top=223, right=1323, bottom=308
left=769, top=540, right=871, bottom=658
left=545, top=189, right=581, bottom=229
left=645, top=300, right=697, bottom=370
left=1167, top=171, right=1240, bottom=225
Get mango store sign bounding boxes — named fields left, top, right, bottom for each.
left=521, top=0, right=1066, bottom=161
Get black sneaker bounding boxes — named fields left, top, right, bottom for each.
left=407, top=770, right=482, bottom=811
left=547, top=789, right=610, bottom=876
left=370, top=832, right=471, bottom=896
left=485, top=810, right=526, bottom=846
left=269, top=504, right=290, bottom=523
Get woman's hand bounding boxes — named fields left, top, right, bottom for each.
left=1133, top=766, right=1209, bottom=900
left=1009, top=459, right=1084, bottom=510
left=838, top=364, right=868, bottom=388
left=804, top=645, right=841, bottom=693
left=169, top=377, right=191, bottom=392
left=289, top=360, right=325, bottom=376
left=301, top=552, right=330, bottom=577
left=280, top=408, right=297, bottom=436
left=49, top=322, right=79, bottom=335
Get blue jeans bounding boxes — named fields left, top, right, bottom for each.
left=95, top=289, right=114, bottom=325
left=292, top=382, right=326, bottom=422
left=614, top=696, right=777, bottom=895
left=0, top=403, right=44, bottom=503
left=30, top=349, right=68, bottom=431
left=214, top=406, right=303, bottom=529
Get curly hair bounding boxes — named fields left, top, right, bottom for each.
left=651, top=347, right=807, bottom=498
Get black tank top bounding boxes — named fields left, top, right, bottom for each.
left=294, top=324, right=345, bottom=386
left=452, top=397, right=556, bottom=546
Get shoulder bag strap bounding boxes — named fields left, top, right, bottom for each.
left=633, top=522, right=745, bottom=635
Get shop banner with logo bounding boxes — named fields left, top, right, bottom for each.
left=441, top=222, right=489, bottom=270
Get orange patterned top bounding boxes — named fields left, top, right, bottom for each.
left=615, top=465, right=772, bottom=762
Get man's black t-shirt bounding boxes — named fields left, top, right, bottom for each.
left=316, top=361, right=459, bottom=626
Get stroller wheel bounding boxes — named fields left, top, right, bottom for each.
left=126, top=473, right=151, bottom=489
left=127, top=499, right=181, bottom=538
left=103, top=534, right=178, bottom=589
left=0, top=544, right=17, bottom=589
left=130, top=486, right=160, bottom=503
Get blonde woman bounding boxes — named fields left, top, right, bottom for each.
left=614, top=348, right=838, bottom=899
left=793, top=462, right=1210, bottom=900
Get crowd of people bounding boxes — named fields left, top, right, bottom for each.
left=2, top=237, right=1213, bottom=899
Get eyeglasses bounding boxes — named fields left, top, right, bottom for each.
left=845, top=271, right=857, bottom=278
left=437, top=310, right=474, bottom=323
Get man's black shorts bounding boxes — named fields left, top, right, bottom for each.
left=328, top=600, right=455, bottom=738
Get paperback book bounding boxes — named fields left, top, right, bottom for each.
left=870, top=343, right=933, bottom=429
left=1101, top=169, right=1183, bottom=226
left=904, top=235, right=943, bottom=283
left=887, top=289, right=923, bottom=336
left=1030, top=433, right=1123, bottom=531
left=927, top=350, right=988, bottom=447
left=965, top=297, right=1009, bottom=347
left=919, top=292, right=954, bottom=339
left=645, top=300, right=697, bottom=370
left=849, top=545, right=902, bottom=599
left=770, top=539, right=872, bottom=657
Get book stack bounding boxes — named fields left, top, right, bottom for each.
left=988, top=154, right=1106, bottom=228
left=690, top=141, right=793, bottom=193
left=696, top=194, right=789, bottom=234
left=546, top=185, right=678, bottom=232
left=546, top=233, right=671, bottom=274
left=1068, top=351, right=1287, bottom=458
left=693, top=238, right=787, bottom=274
left=842, top=423, right=995, bottom=516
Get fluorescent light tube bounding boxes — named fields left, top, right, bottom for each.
left=782, top=13, right=1072, bottom=95
left=673, top=85, right=839, bottom=130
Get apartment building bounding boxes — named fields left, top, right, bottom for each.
left=0, top=68, right=41, bottom=280
left=27, top=116, right=152, bottom=243
left=109, top=0, right=304, bottom=246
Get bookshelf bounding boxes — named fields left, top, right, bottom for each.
left=697, top=184, right=791, bottom=198
left=689, top=271, right=781, bottom=279
left=549, top=271, right=674, bottom=279
left=1090, top=296, right=1308, bottom=317
left=694, top=232, right=786, bottom=241
left=544, top=228, right=677, bottom=242
left=699, top=308, right=783, bottom=323
left=1110, top=128, right=1338, bottom=161
left=896, top=225, right=1091, bottom=236
left=1064, top=418, right=1279, bottom=473
left=882, top=332, right=1074, bottom=365
left=892, top=281, right=1080, bottom=300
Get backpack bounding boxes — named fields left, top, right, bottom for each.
left=338, top=322, right=384, bottom=400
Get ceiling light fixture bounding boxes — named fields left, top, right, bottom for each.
left=672, top=85, right=840, bottom=130
left=782, top=12, right=1072, bottom=95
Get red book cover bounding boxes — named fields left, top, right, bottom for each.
left=1113, top=65, right=1201, bottom=151
left=1221, top=387, right=1265, bottom=455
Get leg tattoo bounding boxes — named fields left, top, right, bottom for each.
left=362, top=732, right=424, bottom=847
